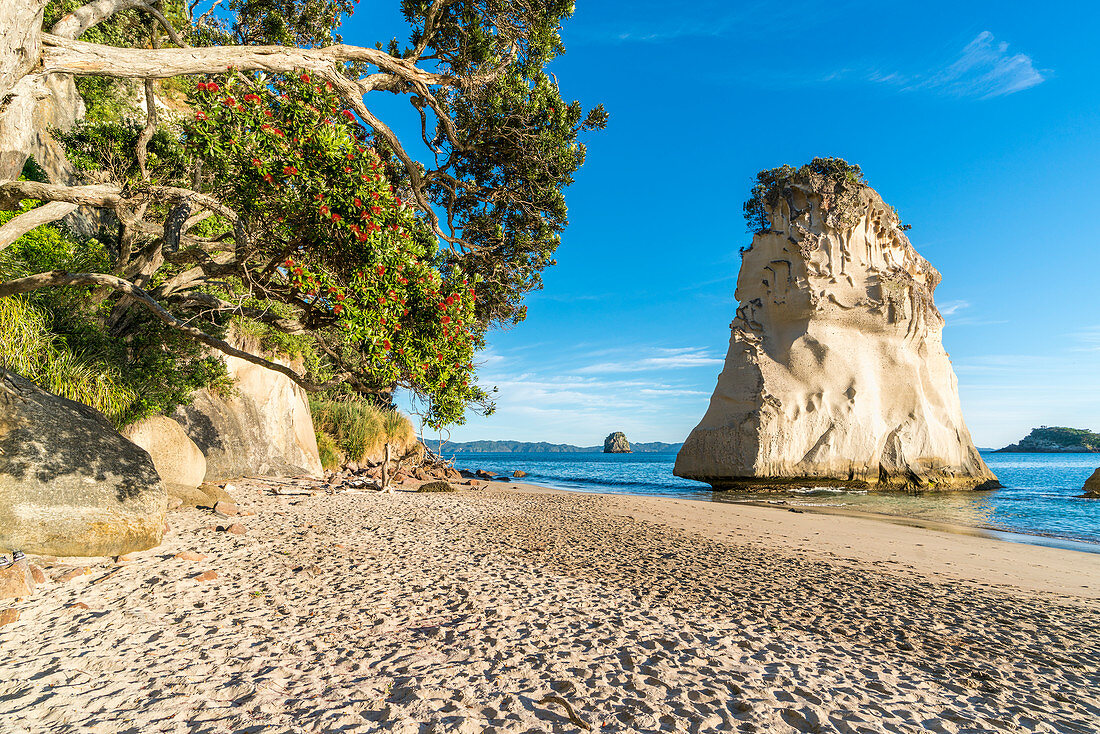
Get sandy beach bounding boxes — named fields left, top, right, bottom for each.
left=2, top=480, right=1098, bottom=734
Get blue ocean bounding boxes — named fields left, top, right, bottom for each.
left=443, top=451, right=1100, bottom=551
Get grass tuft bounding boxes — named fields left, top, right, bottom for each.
left=309, top=398, right=416, bottom=464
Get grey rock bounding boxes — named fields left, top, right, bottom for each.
left=0, top=368, right=166, bottom=557
left=1082, top=468, right=1100, bottom=498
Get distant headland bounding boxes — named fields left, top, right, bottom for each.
left=424, top=439, right=683, bottom=454
left=996, top=427, right=1100, bottom=453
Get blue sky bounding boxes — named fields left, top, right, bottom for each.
left=346, top=2, right=1100, bottom=448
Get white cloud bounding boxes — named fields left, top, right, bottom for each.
left=576, top=347, right=724, bottom=374
left=939, top=299, right=970, bottom=316
left=916, top=31, right=1045, bottom=99
left=884, top=31, right=1046, bottom=99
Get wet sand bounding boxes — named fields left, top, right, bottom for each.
left=1, top=480, right=1097, bottom=733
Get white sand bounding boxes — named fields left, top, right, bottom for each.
left=1, top=480, right=1097, bottom=733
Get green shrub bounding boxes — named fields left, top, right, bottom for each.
left=309, top=398, right=416, bottom=464
left=315, top=430, right=342, bottom=471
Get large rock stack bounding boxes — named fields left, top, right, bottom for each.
left=675, top=170, right=997, bottom=491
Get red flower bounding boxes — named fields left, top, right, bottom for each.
left=283, top=165, right=298, bottom=176
left=319, top=205, right=330, bottom=216
left=376, top=265, right=386, bottom=276
left=356, top=233, right=368, bottom=242
left=293, top=267, right=303, bottom=275
left=383, top=340, right=391, bottom=350
left=331, top=213, right=342, bottom=222
left=263, top=174, right=274, bottom=184
left=196, top=82, right=208, bottom=91
left=335, top=293, right=346, bottom=301
left=370, top=206, right=381, bottom=215
left=244, top=93, right=261, bottom=104
left=395, top=197, right=403, bottom=207
left=251, top=158, right=262, bottom=167
left=195, top=111, right=207, bottom=120
left=446, top=296, right=455, bottom=305
left=264, top=109, right=273, bottom=117
left=441, top=316, right=451, bottom=324
left=353, top=198, right=363, bottom=208
left=341, top=109, right=355, bottom=121
left=300, top=73, right=311, bottom=82
left=284, top=259, right=294, bottom=267
left=207, top=82, right=220, bottom=92
left=333, top=303, right=344, bottom=315
left=223, top=96, right=236, bottom=107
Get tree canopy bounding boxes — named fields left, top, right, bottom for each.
left=0, top=0, right=605, bottom=427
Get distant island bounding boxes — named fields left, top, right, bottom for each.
left=424, top=439, right=683, bottom=454
left=996, top=427, right=1100, bottom=453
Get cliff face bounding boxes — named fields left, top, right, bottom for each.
left=675, top=183, right=996, bottom=490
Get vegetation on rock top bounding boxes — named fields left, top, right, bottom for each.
left=743, top=157, right=870, bottom=234
left=996, top=427, right=1100, bottom=453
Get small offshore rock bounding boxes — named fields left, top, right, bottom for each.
left=193, top=570, right=218, bottom=582
left=0, top=608, right=19, bottom=626
left=604, top=431, right=632, bottom=453
left=475, top=470, right=497, bottom=479
left=213, top=500, right=240, bottom=516
left=418, top=481, right=456, bottom=493
left=174, top=551, right=207, bottom=562
left=0, top=561, right=35, bottom=599
left=512, top=470, right=527, bottom=478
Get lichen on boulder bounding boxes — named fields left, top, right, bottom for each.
left=675, top=160, right=997, bottom=491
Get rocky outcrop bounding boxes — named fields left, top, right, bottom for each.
left=122, top=416, right=207, bottom=496
left=173, top=328, right=322, bottom=481
left=604, top=432, right=632, bottom=454
left=0, top=368, right=166, bottom=557
left=1082, top=469, right=1100, bottom=498
left=675, top=173, right=996, bottom=491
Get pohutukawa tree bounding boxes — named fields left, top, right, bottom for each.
left=0, top=0, right=605, bottom=426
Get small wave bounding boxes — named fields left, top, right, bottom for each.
left=788, top=486, right=868, bottom=495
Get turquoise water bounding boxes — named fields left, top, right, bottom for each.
left=444, top=451, right=1100, bottom=549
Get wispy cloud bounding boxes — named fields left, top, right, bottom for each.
left=576, top=347, right=724, bottom=374
left=912, top=31, right=1046, bottom=99
left=939, top=299, right=970, bottom=316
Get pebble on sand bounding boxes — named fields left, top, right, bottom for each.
left=174, top=551, right=208, bottom=561
left=192, top=570, right=218, bottom=582
left=0, top=608, right=19, bottom=626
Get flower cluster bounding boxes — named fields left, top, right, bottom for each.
left=183, top=71, right=484, bottom=425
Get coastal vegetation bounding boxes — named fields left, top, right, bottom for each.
left=0, top=0, right=605, bottom=429
left=310, top=398, right=416, bottom=469
left=996, top=426, right=1100, bottom=453
left=742, top=157, right=870, bottom=234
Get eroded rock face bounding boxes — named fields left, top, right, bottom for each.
left=675, top=184, right=997, bottom=490
left=0, top=369, right=166, bottom=556
left=604, top=432, right=632, bottom=454
left=122, top=416, right=207, bottom=494
left=173, top=329, right=322, bottom=481
left=1082, top=469, right=1100, bottom=498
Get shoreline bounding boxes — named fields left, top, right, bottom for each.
left=478, top=472, right=1100, bottom=556
left=3, top=477, right=1098, bottom=733
left=497, top=481, right=1100, bottom=601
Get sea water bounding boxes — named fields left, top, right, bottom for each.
left=442, top=451, right=1100, bottom=550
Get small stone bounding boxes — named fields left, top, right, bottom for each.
left=512, top=470, right=527, bottom=478
left=0, top=609, right=19, bottom=626
left=0, top=561, right=35, bottom=599
left=193, top=570, right=218, bottom=582
left=218, top=524, right=247, bottom=535
left=167, top=496, right=184, bottom=511
left=28, top=564, right=46, bottom=585
left=174, top=551, right=207, bottom=562
left=240, top=510, right=256, bottom=517
left=116, top=553, right=139, bottom=562
left=475, top=470, right=497, bottom=478
left=55, top=567, right=91, bottom=583
left=213, top=500, right=240, bottom=516
left=333, top=544, right=345, bottom=549
left=67, top=602, right=91, bottom=610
